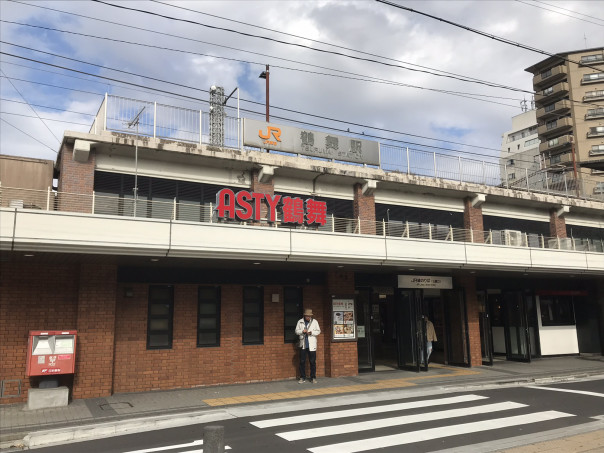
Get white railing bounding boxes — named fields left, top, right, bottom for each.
left=2, top=186, right=602, bottom=254
left=90, top=95, right=604, bottom=203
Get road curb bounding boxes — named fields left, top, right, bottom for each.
left=18, top=409, right=234, bottom=449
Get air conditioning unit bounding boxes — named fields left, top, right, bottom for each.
left=547, top=238, right=573, bottom=250
left=503, top=229, right=523, bottom=246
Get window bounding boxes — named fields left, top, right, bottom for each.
left=586, top=107, right=604, bottom=118
left=507, top=159, right=515, bottom=166
left=581, top=54, right=604, bottom=64
left=542, top=86, right=554, bottom=95
left=544, top=103, right=556, bottom=112
left=585, top=90, right=604, bottom=100
left=524, top=138, right=539, bottom=147
left=539, top=296, right=575, bottom=326
left=583, top=73, right=604, bottom=82
left=508, top=172, right=516, bottom=180
left=548, top=137, right=559, bottom=147
left=590, top=144, right=604, bottom=155
left=540, top=68, right=552, bottom=79
left=546, top=120, right=558, bottom=130
left=283, top=287, right=303, bottom=343
left=197, top=286, right=220, bottom=347
left=147, top=286, right=174, bottom=349
left=588, top=126, right=604, bottom=137
left=242, top=287, right=264, bottom=344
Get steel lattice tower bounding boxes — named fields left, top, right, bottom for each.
left=209, top=86, right=225, bottom=147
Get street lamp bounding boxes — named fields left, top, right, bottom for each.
left=259, top=65, right=269, bottom=122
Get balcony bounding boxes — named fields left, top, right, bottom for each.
left=581, top=72, right=604, bottom=85
left=587, top=126, right=604, bottom=138
left=585, top=107, right=604, bottom=120
left=533, top=65, right=568, bottom=89
left=535, top=82, right=569, bottom=106
left=538, top=134, right=573, bottom=153
left=584, top=90, right=604, bottom=102
left=580, top=53, right=604, bottom=66
left=536, top=99, right=571, bottom=121
left=545, top=151, right=573, bottom=168
left=537, top=117, right=573, bottom=138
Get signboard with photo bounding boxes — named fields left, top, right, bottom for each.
left=331, top=297, right=357, bottom=341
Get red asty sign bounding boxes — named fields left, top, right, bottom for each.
left=215, top=189, right=327, bottom=226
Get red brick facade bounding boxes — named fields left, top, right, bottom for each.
left=456, top=274, right=483, bottom=367
left=57, top=143, right=95, bottom=213
left=353, top=183, right=376, bottom=235
left=549, top=209, right=567, bottom=238
left=463, top=197, right=484, bottom=243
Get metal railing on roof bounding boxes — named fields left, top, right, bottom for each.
left=89, top=94, right=604, bottom=203
left=1, top=186, right=602, bottom=254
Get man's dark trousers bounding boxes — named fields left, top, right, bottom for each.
left=299, top=348, right=316, bottom=380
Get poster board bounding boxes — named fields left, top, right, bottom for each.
left=331, top=296, right=357, bottom=341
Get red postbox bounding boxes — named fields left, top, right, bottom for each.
left=26, top=330, right=77, bottom=376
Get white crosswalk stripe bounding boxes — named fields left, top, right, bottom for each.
left=308, top=411, right=573, bottom=453
left=251, top=394, right=487, bottom=428
left=123, top=440, right=231, bottom=453
left=277, top=401, right=526, bottom=441
left=249, top=394, right=576, bottom=453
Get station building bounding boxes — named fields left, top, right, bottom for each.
left=1, top=95, right=603, bottom=404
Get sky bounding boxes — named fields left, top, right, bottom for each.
left=1, top=0, right=603, bottom=168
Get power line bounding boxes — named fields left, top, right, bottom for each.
left=1, top=98, right=96, bottom=117
left=89, top=0, right=531, bottom=94
left=376, top=0, right=603, bottom=72
left=533, top=0, right=604, bottom=23
left=515, top=0, right=604, bottom=27
left=151, top=0, right=519, bottom=89
left=1, top=68, right=61, bottom=143
left=1, top=111, right=92, bottom=126
left=0, top=19, right=528, bottom=107
left=0, top=117, right=58, bottom=153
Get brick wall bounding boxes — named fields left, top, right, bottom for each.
left=250, top=169, right=274, bottom=221
left=549, top=209, right=567, bottom=238
left=353, top=183, right=376, bottom=235
left=72, top=264, right=117, bottom=399
left=456, top=273, right=482, bottom=367
left=463, top=197, right=484, bottom=243
left=324, top=271, right=358, bottom=378
left=0, top=262, right=79, bottom=404
left=112, top=283, right=328, bottom=393
left=57, top=142, right=95, bottom=213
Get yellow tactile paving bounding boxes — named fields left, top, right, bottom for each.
left=202, top=364, right=483, bottom=406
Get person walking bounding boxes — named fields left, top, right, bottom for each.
left=295, top=308, right=321, bottom=383
left=425, top=316, right=437, bottom=363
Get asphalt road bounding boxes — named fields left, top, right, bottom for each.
left=33, top=378, right=604, bottom=453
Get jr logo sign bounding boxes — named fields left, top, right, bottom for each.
left=258, top=126, right=281, bottom=146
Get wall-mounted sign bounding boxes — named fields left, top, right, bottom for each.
left=398, top=275, right=453, bottom=289
left=215, top=188, right=327, bottom=226
left=243, top=118, right=380, bottom=166
left=332, top=297, right=356, bottom=341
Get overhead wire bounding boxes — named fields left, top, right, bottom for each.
left=0, top=19, right=527, bottom=106
left=534, top=0, right=604, bottom=23
left=518, top=0, right=604, bottom=26
left=0, top=68, right=61, bottom=143
left=2, top=98, right=96, bottom=117
left=0, top=117, right=58, bottom=153
left=89, top=0, right=531, bottom=93
left=376, top=0, right=604, bottom=72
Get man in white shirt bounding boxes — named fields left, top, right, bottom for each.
left=295, top=308, right=321, bottom=383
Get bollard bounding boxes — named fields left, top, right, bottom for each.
left=203, top=425, right=225, bottom=453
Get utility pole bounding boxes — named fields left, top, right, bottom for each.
left=259, top=65, right=269, bottom=122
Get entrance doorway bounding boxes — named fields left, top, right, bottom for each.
left=356, top=287, right=470, bottom=372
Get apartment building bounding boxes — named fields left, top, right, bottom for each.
left=526, top=47, right=604, bottom=198
left=500, top=109, right=540, bottom=188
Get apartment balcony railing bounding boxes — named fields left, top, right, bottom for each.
left=1, top=186, right=603, bottom=254
left=533, top=65, right=568, bottom=89
left=534, top=82, right=569, bottom=106
left=537, top=117, right=573, bottom=137
left=580, top=54, right=604, bottom=66
left=584, top=90, right=604, bottom=102
left=545, top=151, right=572, bottom=168
left=538, top=134, right=573, bottom=154
left=88, top=95, right=604, bottom=202
left=536, top=99, right=571, bottom=121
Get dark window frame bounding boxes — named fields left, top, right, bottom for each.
left=539, top=296, right=575, bottom=326
left=283, top=287, right=303, bottom=343
left=242, top=286, right=264, bottom=345
left=147, top=285, right=174, bottom=350
left=197, top=286, right=221, bottom=347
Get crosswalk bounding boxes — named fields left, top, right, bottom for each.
left=250, top=393, right=575, bottom=453
left=123, top=440, right=231, bottom=453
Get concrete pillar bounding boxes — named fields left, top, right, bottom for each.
left=353, top=182, right=376, bottom=235
left=72, top=264, right=117, bottom=399
left=250, top=169, right=274, bottom=221
left=324, top=270, right=358, bottom=377
left=463, top=197, right=484, bottom=243
left=596, top=280, right=604, bottom=355
left=549, top=208, right=567, bottom=238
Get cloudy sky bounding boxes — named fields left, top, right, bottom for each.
left=1, top=0, right=603, bottom=168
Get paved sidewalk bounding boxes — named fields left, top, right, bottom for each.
left=1, top=355, right=603, bottom=450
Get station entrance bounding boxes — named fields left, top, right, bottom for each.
left=356, top=287, right=470, bottom=372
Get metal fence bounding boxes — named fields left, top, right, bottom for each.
left=90, top=95, right=604, bottom=203
left=2, top=186, right=602, bottom=254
